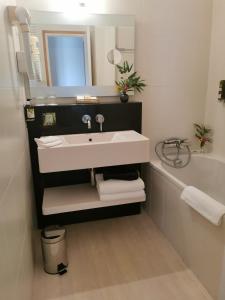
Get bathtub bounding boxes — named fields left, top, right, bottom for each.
left=149, top=154, right=225, bottom=300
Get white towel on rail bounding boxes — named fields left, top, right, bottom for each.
left=181, top=186, right=225, bottom=226
left=95, top=173, right=145, bottom=194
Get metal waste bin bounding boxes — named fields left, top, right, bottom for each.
left=41, top=226, right=68, bottom=275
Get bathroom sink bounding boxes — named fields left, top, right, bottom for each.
left=37, top=130, right=150, bottom=173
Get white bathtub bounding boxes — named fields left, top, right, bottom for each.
left=149, top=154, right=225, bottom=300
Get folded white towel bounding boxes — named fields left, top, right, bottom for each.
left=35, top=136, right=64, bottom=148
left=37, top=136, right=61, bottom=143
left=95, top=174, right=145, bottom=194
left=99, top=190, right=146, bottom=201
left=181, top=186, right=225, bottom=226
left=38, top=140, right=63, bottom=148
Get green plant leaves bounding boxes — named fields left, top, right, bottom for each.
left=194, top=123, right=212, bottom=148
left=115, top=61, right=146, bottom=93
left=194, top=123, right=211, bottom=136
left=116, top=61, right=133, bottom=74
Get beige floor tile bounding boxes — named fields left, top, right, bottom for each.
left=32, top=213, right=212, bottom=300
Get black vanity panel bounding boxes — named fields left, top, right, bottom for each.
left=25, top=102, right=142, bottom=228
left=25, top=102, right=142, bottom=135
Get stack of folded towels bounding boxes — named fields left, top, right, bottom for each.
left=95, top=170, right=146, bottom=201
left=34, top=136, right=64, bottom=148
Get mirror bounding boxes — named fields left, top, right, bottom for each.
left=26, top=10, right=135, bottom=98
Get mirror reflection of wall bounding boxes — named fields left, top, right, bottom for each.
left=91, top=26, right=116, bottom=86
left=107, top=49, right=122, bottom=65
left=115, top=26, right=135, bottom=81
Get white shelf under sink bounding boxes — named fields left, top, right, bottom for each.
left=42, top=183, right=146, bottom=215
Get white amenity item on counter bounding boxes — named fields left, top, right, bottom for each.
left=181, top=186, right=225, bottom=226
left=95, top=174, right=145, bottom=194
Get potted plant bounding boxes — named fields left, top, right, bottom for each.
left=194, top=123, right=212, bottom=152
left=115, top=61, right=146, bottom=103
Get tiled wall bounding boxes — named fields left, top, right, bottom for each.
left=205, top=0, right=225, bottom=158
left=17, top=0, right=213, bottom=159
left=203, top=5, right=225, bottom=295
left=0, top=0, right=34, bottom=299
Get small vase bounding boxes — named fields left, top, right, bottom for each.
left=120, top=92, right=129, bottom=103
left=200, top=146, right=208, bottom=153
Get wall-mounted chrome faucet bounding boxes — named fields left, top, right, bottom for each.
left=95, top=114, right=104, bottom=132
left=82, top=114, right=91, bottom=129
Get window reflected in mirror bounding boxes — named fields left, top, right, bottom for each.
left=42, top=31, right=91, bottom=87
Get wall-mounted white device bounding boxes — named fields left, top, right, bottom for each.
left=8, top=6, right=34, bottom=77
left=7, top=6, right=34, bottom=99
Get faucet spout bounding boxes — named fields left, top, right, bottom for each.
left=95, top=114, right=104, bottom=132
left=82, top=115, right=92, bottom=130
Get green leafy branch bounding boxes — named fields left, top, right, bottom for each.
left=116, top=61, right=133, bottom=74
left=115, top=61, right=146, bottom=94
left=194, top=123, right=212, bottom=148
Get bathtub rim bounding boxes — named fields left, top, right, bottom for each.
left=150, top=153, right=225, bottom=190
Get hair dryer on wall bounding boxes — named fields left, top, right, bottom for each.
left=8, top=6, right=34, bottom=80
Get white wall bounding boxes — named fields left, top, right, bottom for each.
left=205, top=0, right=225, bottom=158
left=17, top=0, right=212, bottom=158
left=0, top=2, right=213, bottom=298
left=4, top=0, right=212, bottom=296
left=0, top=0, right=34, bottom=299
left=139, top=0, right=212, bottom=157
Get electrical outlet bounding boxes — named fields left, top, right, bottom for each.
left=26, top=107, right=35, bottom=121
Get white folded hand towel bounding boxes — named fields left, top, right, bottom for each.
left=35, top=136, right=63, bottom=148
left=95, top=174, right=145, bottom=194
left=38, top=140, right=63, bottom=148
left=181, top=186, right=225, bottom=226
left=99, top=190, right=146, bottom=201
left=37, top=136, right=61, bottom=143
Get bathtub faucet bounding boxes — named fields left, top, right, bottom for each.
left=155, top=137, right=191, bottom=168
left=164, top=138, right=188, bottom=148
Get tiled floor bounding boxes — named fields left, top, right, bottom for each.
left=32, top=213, right=212, bottom=300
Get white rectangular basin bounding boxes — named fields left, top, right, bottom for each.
left=37, top=130, right=149, bottom=173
